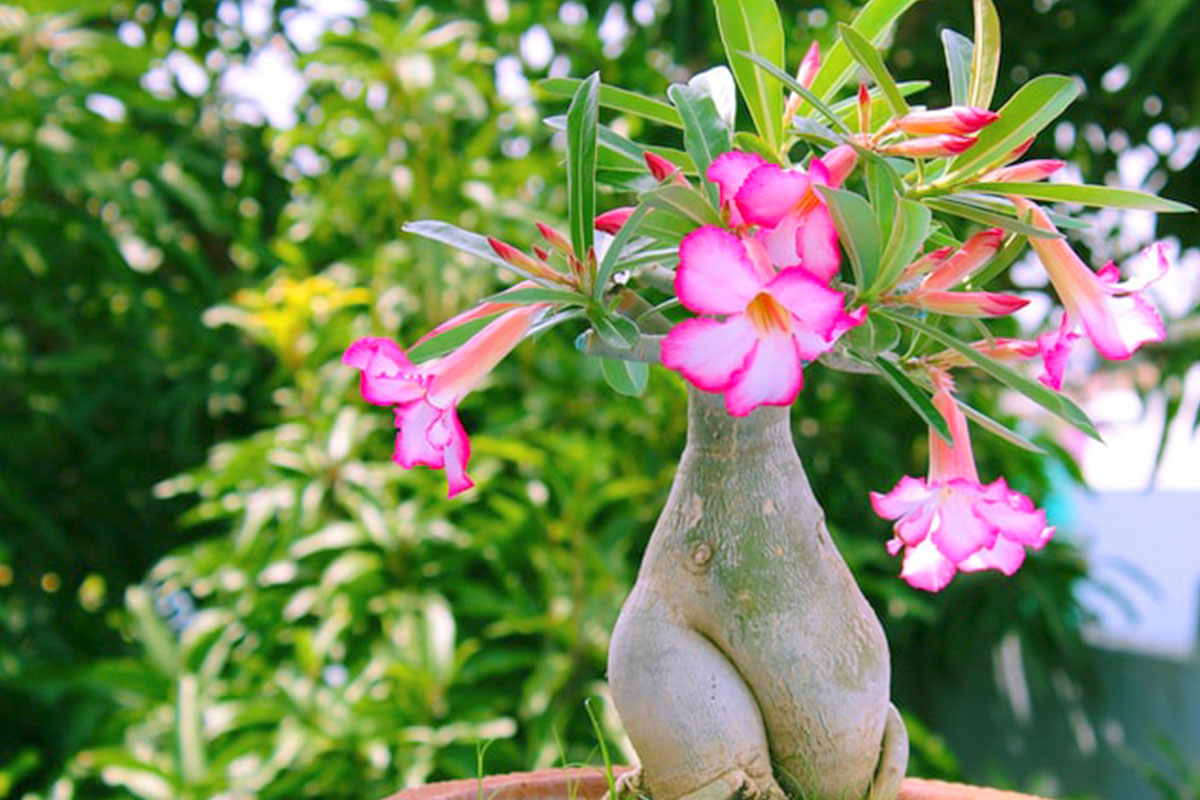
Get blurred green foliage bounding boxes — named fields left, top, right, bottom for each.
left=0, top=0, right=1197, bottom=798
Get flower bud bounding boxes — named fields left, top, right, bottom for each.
left=893, top=106, right=999, bottom=136
left=881, top=135, right=977, bottom=158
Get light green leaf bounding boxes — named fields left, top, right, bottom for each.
left=599, top=356, right=649, bottom=396
left=872, top=356, right=953, bottom=442
left=733, top=131, right=782, bottom=162
left=540, top=78, right=681, bottom=128
left=546, top=114, right=697, bottom=174
left=865, top=159, right=900, bottom=239
left=968, top=0, right=1001, bottom=110
left=589, top=312, right=641, bottom=350
left=668, top=83, right=731, bottom=207
left=641, top=183, right=723, bottom=227
left=817, top=186, right=881, bottom=289
left=408, top=313, right=501, bottom=363
left=944, top=75, right=1080, bottom=181
left=483, top=287, right=588, bottom=305
left=838, top=23, right=909, bottom=118
left=879, top=309, right=1102, bottom=440
left=957, top=399, right=1047, bottom=454
left=924, top=196, right=1063, bottom=239
left=403, top=221, right=550, bottom=284
left=713, top=0, right=786, bottom=152
left=847, top=315, right=901, bottom=355
left=742, top=51, right=850, bottom=134
left=872, top=199, right=931, bottom=296
left=805, top=0, right=924, bottom=106
left=941, top=29, right=973, bottom=107
left=595, top=203, right=652, bottom=299
left=567, top=73, right=600, bottom=259
left=967, top=181, right=1195, bottom=213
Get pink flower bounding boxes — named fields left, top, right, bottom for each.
left=660, top=226, right=863, bottom=416
left=892, top=107, right=999, bottom=136
left=595, top=207, right=636, bottom=234
left=1035, top=313, right=1082, bottom=390
left=871, top=373, right=1054, bottom=592
left=880, top=135, right=976, bottom=158
left=731, top=158, right=844, bottom=279
left=645, top=151, right=688, bottom=185
left=344, top=305, right=543, bottom=497
left=1014, top=198, right=1169, bottom=360
left=919, top=228, right=1004, bottom=291
left=707, top=150, right=767, bottom=227
left=890, top=229, right=1024, bottom=317
left=894, top=289, right=1029, bottom=317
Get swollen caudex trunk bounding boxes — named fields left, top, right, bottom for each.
left=608, top=387, right=908, bottom=800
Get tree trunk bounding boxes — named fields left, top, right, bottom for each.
left=608, top=387, right=908, bottom=800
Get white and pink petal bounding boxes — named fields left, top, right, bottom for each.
left=676, top=226, right=766, bottom=314
left=660, top=316, right=758, bottom=392
left=722, top=330, right=803, bottom=416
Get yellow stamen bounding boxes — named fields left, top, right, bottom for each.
left=744, top=293, right=792, bottom=335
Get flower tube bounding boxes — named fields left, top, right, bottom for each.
left=1013, top=198, right=1168, bottom=360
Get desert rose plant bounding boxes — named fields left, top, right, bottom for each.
left=344, top=0, right=1191, bottom=797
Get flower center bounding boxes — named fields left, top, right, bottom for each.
left=744, top=292, right=792, bottom=335
left=795, top=188, right=821, bottom=215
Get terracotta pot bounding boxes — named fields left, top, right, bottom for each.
left=383, top=768, right=1051, bottom=800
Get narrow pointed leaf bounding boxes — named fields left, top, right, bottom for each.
left=805, top=0, right=924, bottom=107
left=589, top=311, right=641, bottom=350
left=742, top=52, right=850, bottom=134
left=957, top=398, right=1047, bottom=454
left=942, top=29, right=973, bottom=107
left=838, top=23, right=909, bottom=117
left=872, top=356, right=953, bottom=442
left=967, top=182, right=1195, bottom=213
left=924, top=196, right=1063, bottom=239
left=879, top=309, right=1102, bottom=440
left=944, top=75, right=1080, bottom=181
left=595, top=203, right=652, bottom=299
left=668, top=83, right=731, bottom=207
left=872, top=199, right=931, bottom=296
left=404, top=220, right=551, bottom=283
left=968, top=0, right=1001, bottom=110
left=567, top=73, right=600, bottom=259
left=408, top=313, right=502, bottom=362
left=713, top=0, right=785, bottom=152
left=817, top=185, right=881, bottom=289
left=641, top=184, right=723, bottom=227
left=483, top=287, right=588, bottom=305
left=540, top=78, right=681, bottom=127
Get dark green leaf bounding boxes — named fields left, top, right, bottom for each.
left=713, top=0, right=786, bottom=151
left=872, top=356, right=953, bottom=442
left=805, top=0, right=923, bottom=106
left=924, top=196, right=1063, bottom=239
left=879, top=309, right=1102, bottom=440
left=567, top=73, right=600, bottom=259
left=741, top=51, right=850, bottom=134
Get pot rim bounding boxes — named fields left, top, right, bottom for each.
left=382, top=767, right=1052, bottom=800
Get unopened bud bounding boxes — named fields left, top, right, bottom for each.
left=881, top=135, right=977, bottom=158
left=922, top=228, right=1004, bottom=291
left=595, top=206, right=636, bottom=234
left=823, top=144, right=859, bottom=187
left=893, top=106, right=999, bottom=136
left=536, top=221, right=573, bottom=255
left=857, top=83, right=871, bottom=134
left=645, top=152, right=687, bottom=185
left=980, top=159, right=1066, bottom=183
left=488, top=237, right=560, bottom=281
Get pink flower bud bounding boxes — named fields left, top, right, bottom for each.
left=922, top=228, right=1004, bottom=290
left=797, top=41, right=820, bottom=89
left=980, top=159, right=1066, bottom=183
left=645, top=152, right=687, bottom=185
left=536, top=221, right=573, bottom=254
left=857, top=83, right=871, bottom=133
left=894, top=106, right=999, bottom=136
left=595, top=206, right=636, bottom=234
left=823, top=144, right=859, bottom=187
left=880, top=135, right=977, bottom=158
left=488, top=237, right=561, bottom=281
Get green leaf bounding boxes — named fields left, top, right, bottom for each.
left=599, top=356, right=649, bottom=396
left=847, top=315, right=901, bottom=355
left=484, top=287, right=589, bottom=306
left=733, top=131, right=781, bottom=162
left=817, top=185, right=881, bottom=289
left=668, top=83, right=731, bottom=207
left=838, top=23, right=909, bottom=118
left=403, top=220, right=556, bottom=283
left=741, top=52, right=850, bottom=135
left=865, top=159, right=900, bottom=240
left=872, top=356, right=952, bottom=442
left=879, top=309, right=1102, bottom=440
left=641, top=183, right=723, bottom=227
left=639, top=208, right=696, bottom=244
left=967, top=181, right=1195, bottom=213
left=924, top=196, right=1063, bottom=239
left=567, top=73, right=600, bottom=259
left=713, top=0, right=786, bottom=152
left=790, top=118, right=843, bottom=149
left=872, top=199, right=931, bottom=296
left=941, top=29, right=973, bottom=107
left=408, top=314, right=501, bottom=362
left=540, top=78, right=681, bottom=128
left=547, top=114, right=697, bottom=174
left=968, top=0, right=1001, bottom=110
left=805, top=0, right=924, bottom=106
left=589, top=311, right=641, bottom=350
left=956, top=399, right=1047, bottom=455
left=595, top=203, right=652, bottom=299
left=944, top=75, right=1080, bottom=181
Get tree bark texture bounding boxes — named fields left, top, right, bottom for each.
left=608, top=387, right=908, bottom=800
